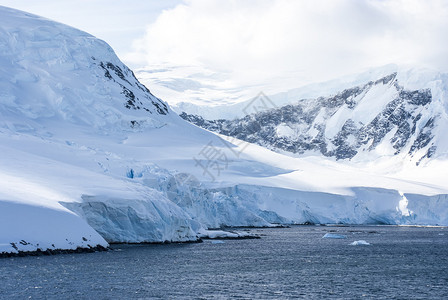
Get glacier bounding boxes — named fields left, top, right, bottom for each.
left=0, top=6, right=448, bottom=255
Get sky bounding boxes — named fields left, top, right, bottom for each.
left=1, top=0, right=448, bottom=107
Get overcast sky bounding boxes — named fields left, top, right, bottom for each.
left=2, top=0, right=448, bottom=105
left=0, top=0, right=181, bottom=57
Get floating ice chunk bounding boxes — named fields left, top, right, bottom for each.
left=198, top=229, right=259, bottom=239
left=210, top=240, right=225, bottom=244
left=350, top=240, right=370, bottom=245
left=199, top=230, right=239, bottom=239
left=322, top=233, right=347, bottom=239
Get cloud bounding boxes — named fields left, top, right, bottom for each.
left=0, top=0, right=181, bottom=57
left=126, top=0, right=448, bottom=105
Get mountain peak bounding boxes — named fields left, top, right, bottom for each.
left=181, top=71, right=446, bottom=164
left=0, top=6, right=170, bottom=133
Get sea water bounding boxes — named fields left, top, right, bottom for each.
left=1, top=226, right=447, bottom=299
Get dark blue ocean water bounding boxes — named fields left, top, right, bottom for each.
left=1, top=226, right=447, bottom=299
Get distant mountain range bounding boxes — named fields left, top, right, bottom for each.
left=181, top=71, right=448, bottom=165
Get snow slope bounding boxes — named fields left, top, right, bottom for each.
left=1, top=6, right=448, bottom=255
left=0, top=6, right=203, bottom=253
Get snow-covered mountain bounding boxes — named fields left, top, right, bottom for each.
left=181, top=71, right=448, bottom=165
left=0, top=6, right=170, bottom=131
left=1, top=6, right=447, bottom=256
left=0, top=6, right=288, bottom=254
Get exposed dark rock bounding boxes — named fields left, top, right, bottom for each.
left=0, top=245, right=109, bottom=258
left=97, top=60, right=168, bottom=115
left=409, top=118, right=435, bottom=156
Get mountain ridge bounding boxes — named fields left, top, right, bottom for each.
left=0, top=5, right=170, bottom=135
left=181, top=71, right=448, bottom=165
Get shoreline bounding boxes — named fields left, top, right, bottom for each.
left=2, top=224, right=446, bottom=258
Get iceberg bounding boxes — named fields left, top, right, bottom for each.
left=350, top=240, right=371, bottom=246
left=322, top=233, right=347, bottom=239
